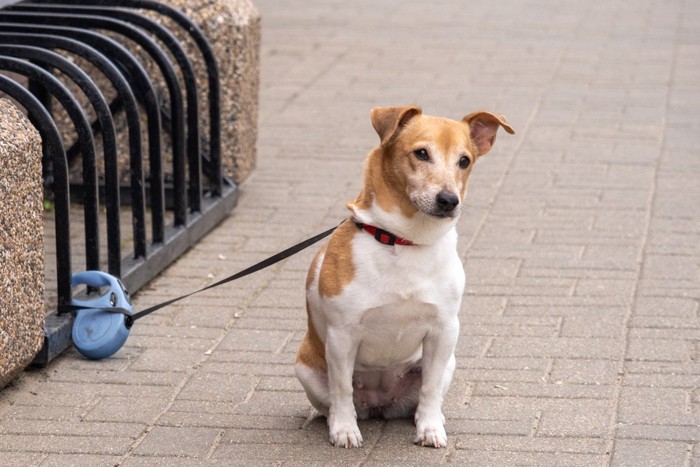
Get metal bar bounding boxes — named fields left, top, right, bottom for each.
left=0, top=56, right=100, bottom=271
left=0, top=22, right=166, bottom=245
left=18, top=2, right=204, bottom=213
left=0, top=15, right=176, bottom=234
left=31, top=0, right=224, bottom=196
left=0, top=74, right=72, bottom=308
left=0, top=44, right=123, bottom=275
left=0, top=31, right=148, bottom=259
left=1, top=10, right=188, bottom=225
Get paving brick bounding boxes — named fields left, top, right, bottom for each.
left=449, top=450, right=607, bottom=466
left=550, top=358, right=619, bottom=386
left=611, top=439, right=691, bottom=467
left=617, top=424, right=700, bottom=442
left=212, top=441, right=367, bottom=463
left=40, top=454, right=123, bottom=466
left=455, top=434, right=606, bottom=454
left=472, top=381, right=613, bottom=400
left=560, top=313, right=627, bottom=338
left=234, top=390, right=310, bottom=417
left=216, top=328, right=293, bottom=353
left=626, top=337, right=694, bottom=362
left=133, top=426, right=220, bottom=458
left=0, top=453, right=46, bottom=467
left=618, top=387, right=695, bottom=426
left=176, top=373, right=257, bottom=403
left=487, top=336, right=624, bottom=359
left=128, top=348, right=207, bottom=373
left=84, top=396, right=169, bottom=424
left=0, top=434, right=133, bottom=455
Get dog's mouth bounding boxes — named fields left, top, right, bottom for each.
left=426, top=209, right=459, bottom=219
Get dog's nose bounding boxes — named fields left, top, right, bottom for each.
left=436, top=191, right=460, bottom=213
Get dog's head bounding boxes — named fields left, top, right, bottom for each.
left=367, top=105, right=514, bottom=220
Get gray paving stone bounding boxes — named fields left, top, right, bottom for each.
left=455, top=434, right=607, bottom=454
left=133, top=426, right=220, bottom=458
left=550, top=358, right=619, bottom=386
left=626, top=337, right=694, bottom=362
left=0, top=434, right=133, bottom=455
left=40, top=454, right=123, bottom=467
left=0, top=452, right=46, bottom=467
left=618, top=387, right=696, bottom=426
left=617, top=424, right=700, bottom=442
left=449, top=449, right=607, bottom=466
left=611, top=439, right=692, bottom=467
left=487, top=336, right=624, bottom=359
left=83, top=396, right=169, bottom=424
left=175, top=373, right=257, bottom=403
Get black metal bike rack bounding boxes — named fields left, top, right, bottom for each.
left=0, top=0, right=238, bottom=365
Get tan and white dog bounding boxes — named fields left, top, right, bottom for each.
left=295, top=106, right=514, bottom=448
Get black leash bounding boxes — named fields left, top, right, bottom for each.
left=62, top=224, right=338, bottom=321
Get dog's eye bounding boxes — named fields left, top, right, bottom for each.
left=413, top=148, right=430, bottom=161
left=459, top=155, right=471, bottom=169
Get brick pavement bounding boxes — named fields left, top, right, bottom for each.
left=1, top=0, right=699, bottom=465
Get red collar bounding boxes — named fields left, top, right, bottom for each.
left=355, top=222, right=415, bottom=246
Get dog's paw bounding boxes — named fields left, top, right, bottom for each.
left=414, top=412, right=447, bottom=448
left=414, top=424, right=447, bottom=448
left=329, top=423, right=363, bottom=448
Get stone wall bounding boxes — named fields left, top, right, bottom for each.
left=0, top=98, right=45, bottom=388
left=164, top=0, right=261, bottom=183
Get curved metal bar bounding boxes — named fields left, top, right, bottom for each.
left=17, top=2, right=203, bottom=213
left=29, top=0, right=224, bottom=196
left=0, top=11, right=188, bottom=226
left=0, top=56, right=100, bottom=271
left=0, top=75, right=72, bottom=307
left=0, top=31, right=148, bottom=259
left=0, top=22, right=166, bottom=244
left=0, top=44, right=122, bottom=274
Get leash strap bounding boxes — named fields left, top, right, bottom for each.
left=61, top=224, right=338, bottom=321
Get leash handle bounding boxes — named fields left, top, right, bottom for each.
left=61, top=224, right=338, bottom=321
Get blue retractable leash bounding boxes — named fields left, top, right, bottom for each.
left=66, top=225, right=338, bottom=360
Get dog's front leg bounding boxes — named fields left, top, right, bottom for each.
left=325, top=326, right=362, bottom=448
left=414, top=317, right=459, bottom=448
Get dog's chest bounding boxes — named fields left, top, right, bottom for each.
left=345, top=235, right=464, bottom=367
left=350, top=233, right=463, bottom=306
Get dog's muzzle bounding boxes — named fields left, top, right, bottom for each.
left=433, top=191, right=460, bottom=217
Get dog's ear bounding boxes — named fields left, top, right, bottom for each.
left=463, top=111, right=515, bottom=156
left=371, top=105, right=422, bottom=147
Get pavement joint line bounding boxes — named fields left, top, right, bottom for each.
left=357, top=419, right=387, bottom=466
left=205, top=429, right=226, bottom=459
left=460, top=95, right=545, bottom=263
left=115, top=359, right=202, bottom=464
left=530, top=410, right=543, bottom=436
left=601, top=5, right=682, bottom=459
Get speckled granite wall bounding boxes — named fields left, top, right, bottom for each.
left=0, top=98, right=45, bottom=389
left=161, top=0, right=261, bottom=183
left=48, top=0, right=261, bottom=185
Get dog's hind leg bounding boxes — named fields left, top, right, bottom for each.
left=294, top=362, right=330, bottom=418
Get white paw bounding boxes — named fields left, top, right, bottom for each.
left=329, top=423, right=363, bottom=448
left=414, top=413, right=447, bottom=448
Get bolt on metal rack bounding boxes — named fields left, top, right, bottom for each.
left=0, top=0, right=239, bottom=365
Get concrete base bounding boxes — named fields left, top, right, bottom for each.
left=0, top=99, right=45, bottom=388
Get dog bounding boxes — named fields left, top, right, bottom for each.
left=295, top=105, right=514, bottom=448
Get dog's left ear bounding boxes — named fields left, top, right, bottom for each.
left=371, top=105, right=422, bottom=147
left=463, top=111, right=515, bottom=156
